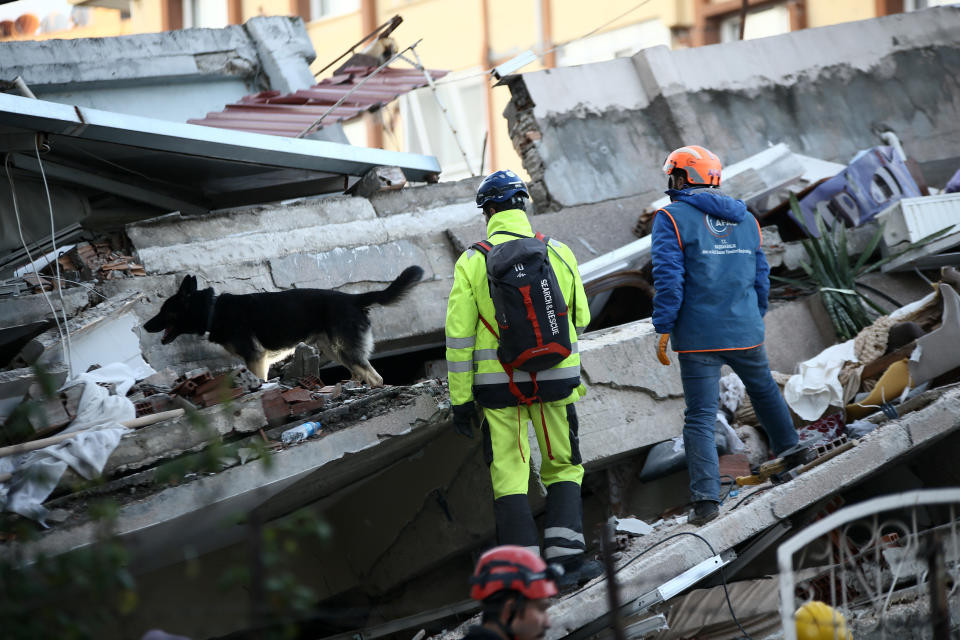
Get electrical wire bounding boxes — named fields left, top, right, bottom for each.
left=39, top=275, right=109, bottom=299
left=4, top=151, right=72, bottom=377
left=560, top=528, right=754, bottom=637
left=432, top=0, right=655, bottom=87
left=718, top=474, right=738, bottom=505
left=731, top=485, right=771, bottom=511
left=35, top=137, right=74, bottom=377
left=614, top=531, right=754, bottom=640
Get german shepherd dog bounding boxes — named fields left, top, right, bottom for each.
left=143, top=266, right=424, bottom=386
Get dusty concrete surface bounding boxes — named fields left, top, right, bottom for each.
left=764, top=296, right=835, bottom=375
left=447, top=194, right=647, bottom=263
left=507, top=7, right=960, bottom=209
left=6, top=383, right=449, bottom=571
left=540, top=385, right=960, bottom=640
left=45, top=179, right=651, bottom=375
left=0, top=287, right=89, bottom=328
left=369, top=176, right=483, bottom=217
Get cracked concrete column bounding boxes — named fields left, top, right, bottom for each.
left=243, top=16, right=317, bottom=94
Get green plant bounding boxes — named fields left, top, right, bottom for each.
left=773, top=196, right=953, bottom=341
left=220, top=508, right=333, bottom=640
left=0, top=369, right=284, bottom=639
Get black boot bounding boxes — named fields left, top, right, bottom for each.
left=554, top=556, right=604, bottom=590
left=688, top=500, right=719, bottom=526
left=494, top=494, right=540, bottom=552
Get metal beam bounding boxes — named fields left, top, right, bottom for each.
left=9, top=153, right=209, bottom=217
left=701, top=518, right=792, bottom=588
left=561, top=550, right=735, bottom=640
left=0, top=93, right=442, bottom=181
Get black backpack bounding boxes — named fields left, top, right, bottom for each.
left=472, top=231, right=576, bottom=376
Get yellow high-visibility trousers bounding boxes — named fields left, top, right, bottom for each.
left=481, top=400, right=584, bottom=499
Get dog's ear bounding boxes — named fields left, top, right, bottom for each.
left=179, top=275, right=197, bottom=294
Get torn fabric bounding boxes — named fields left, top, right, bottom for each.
left=0, top=362, right=135, bottom=525
left=784, top=339, right=857, bottom=421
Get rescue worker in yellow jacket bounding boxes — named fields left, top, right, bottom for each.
left=445, top=170, right=601, bottom=589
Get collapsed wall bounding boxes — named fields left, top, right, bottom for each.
left=6, top=320, right=686, bottom=639
left=505, top=6, right=960, bottom=210
left=43, top=179, right=644, bottom=375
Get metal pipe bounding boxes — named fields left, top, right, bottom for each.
left=361, top=0, right=384, bottom=149
left=13, top=76, right=36, bottom=100
left=601, top=521, right=627, bottom=640
left=480, top=0, right=496, bottom=173
left=0, top=408, right=186, bottom=459
left=539, top=0, right=556, bottom=68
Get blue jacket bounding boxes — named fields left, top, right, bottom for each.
left=650, top=187, right=769, bottom=352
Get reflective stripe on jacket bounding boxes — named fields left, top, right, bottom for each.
left=445, top=209, right=590, bottom=409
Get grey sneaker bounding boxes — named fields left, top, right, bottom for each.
left=688, top=500, right=719, bottom=526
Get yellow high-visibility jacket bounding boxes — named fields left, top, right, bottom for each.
left=445, top=209, right=590, bottom=410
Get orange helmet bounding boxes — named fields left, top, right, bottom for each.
left=469, top=546, right=558, bottom=601
left=662, top=145, right=722, bottom=187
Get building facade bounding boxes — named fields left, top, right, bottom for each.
left=1, top=0, right=948, bottom=180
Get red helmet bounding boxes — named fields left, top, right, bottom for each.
left=469, top=546, right=558, bottom=601
left=662, top=145, right=722, bottom=187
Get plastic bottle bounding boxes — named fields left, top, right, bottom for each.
left=280, top=421, right=322, bottom=445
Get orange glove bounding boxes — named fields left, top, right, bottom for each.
left=656, top=333, right=671, bottom=365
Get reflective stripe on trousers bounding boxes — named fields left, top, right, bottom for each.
left=543, top=481, right=586, bottom=564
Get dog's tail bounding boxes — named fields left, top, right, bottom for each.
left=354, top=265, right=424, bottom=308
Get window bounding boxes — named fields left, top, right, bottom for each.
left=905, top=0, right=957, bottom=9
left=310, top=0, right=359, bottom=19
left=182, top=0, right=228, bottom=28
left=556, top=19, right=671, bottom=67
left=400, top=75, right=486, bottom=181
left=719, top=4, right=790, bottom=43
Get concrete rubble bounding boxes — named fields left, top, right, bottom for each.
left=505, top=6, right=960, bottom=211
left=0, top=15, right=317, bottom=123
left=441, top=384, right=960, bottom=640
left=2, top=7, right=960, bottom=640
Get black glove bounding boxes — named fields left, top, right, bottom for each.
left=452, top=402, right=480, bottom=439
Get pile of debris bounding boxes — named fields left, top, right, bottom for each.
left=2, top=236, right=145, bottom=299
left=0, top=344, right=425, bottom=524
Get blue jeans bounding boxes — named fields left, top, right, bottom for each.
left=677, top=345, right=798, bottom=503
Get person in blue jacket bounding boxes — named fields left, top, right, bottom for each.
left=651, top=145, right=799, bottom=526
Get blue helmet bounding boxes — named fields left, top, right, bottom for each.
left=476, top=170, right=529, bottom=209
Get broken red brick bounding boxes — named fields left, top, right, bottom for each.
left=262, top=389, right=290, bottom=427
left=718, top=453, right=751, bottom=479
left=281, top=388, right=314, bottom=403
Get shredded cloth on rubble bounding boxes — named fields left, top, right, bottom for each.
left=719, top=372, right=746, bottom=415
left=784, top=340, right=857, bottom=421
left=0, top=363, right=136, bottom=525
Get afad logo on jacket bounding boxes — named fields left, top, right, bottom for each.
left=704, top=215, right=737, bottom=238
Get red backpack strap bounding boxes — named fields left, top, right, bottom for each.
left=471, top=240, right=493, bottom=254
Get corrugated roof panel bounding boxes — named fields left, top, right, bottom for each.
left=188, top=65, right=448, bottom=138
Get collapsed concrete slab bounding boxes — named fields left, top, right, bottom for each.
left=447, top=195, right=648, bottom=263
left=541, top=385, right=960, bottom=640
left=0, top=16, right=316, bottom=123
left=56, top=171, right=648, bottom=374
left=2, top=322, right=688, bottom=636
left=505, top=7, right=960, bottom=210
left=7, top=383, right=449, bottom=570
left=0, top=287, right=89, bottom=328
